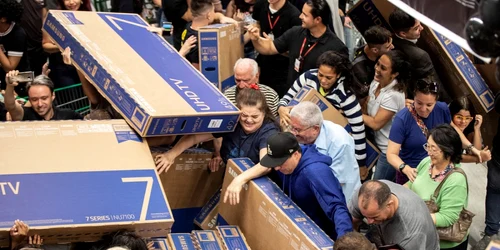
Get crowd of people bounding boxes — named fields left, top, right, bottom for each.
left=0, top=0, right=499, bottom=249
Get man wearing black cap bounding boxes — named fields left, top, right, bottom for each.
left=258, top=132, right=353, bottom=240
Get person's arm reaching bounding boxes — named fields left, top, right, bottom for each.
left=4, top=71, right=24, bottom=121
left=362, top=108, right=396, bottom=131
left=223, top=148, right=271, bottom=205
left=246, top=25, right=279, bottom=55
left=155, top=133, right=215, bottom=173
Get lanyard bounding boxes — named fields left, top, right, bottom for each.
left=267, top=12, right=280, bottom=31
left=298, top=37, right=318, bottom=60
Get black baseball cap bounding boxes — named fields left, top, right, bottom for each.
left=260, top=132, right=300, bottom=168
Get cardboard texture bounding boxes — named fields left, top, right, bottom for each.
left=199, top=23, right=244, bottom=92
left=487, top=240, right=500, bottom=250
left=216, top=226, right=251, bottom=250
left=43, top=10, right=240, bottom=136
left=347, top=0, right=495, bottom=113
left=194, top=190, right=221, bottom=230
left=0, top=120, right=173, bottom=247
left=287, top=86, right=381, bottom=171
left=218, top=158, right=334, bottom=250
left=150, top=238, right=171, bottom=250
left=168, top=234, right=196, bottom=250
left=191, top=230, right=225, bottom=250
left=151, top=147, right=224, bottom=209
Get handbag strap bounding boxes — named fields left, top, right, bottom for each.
left=409, top=104, right=429, bottom=137
left=432, top=167, right=469, bottom=200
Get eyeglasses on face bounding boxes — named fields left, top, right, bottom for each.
left=423, top=143, right=441, bottom=153
left=287, top=124, right=313, bottom=134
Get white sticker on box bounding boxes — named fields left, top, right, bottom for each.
left=220, top=31, right=226, bottom=37
left=208, top=119, right=223, bottom=128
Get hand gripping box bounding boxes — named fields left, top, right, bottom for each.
left=43, top=10, right=240, bottom=136
left=218, top=158, right=334, bottom=250
left=168, top=233, right=196, bottom=250
left=151, top=147, right=224, bottom=232
left=347, top=0, right=495, bottom=113
left=199, top=23, right=244, bottom=92
left=0, top=120, right=173, bottom=247
left=216, top=226, right=251, bottom=250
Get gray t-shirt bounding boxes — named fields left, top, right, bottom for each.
left=348, top=180, right=439, bottom=250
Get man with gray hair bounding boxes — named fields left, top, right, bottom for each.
left=288, top=101, right=360, bottom=201
left=223, top=58, right=279, bottom=116
left=4, top=70, right=82, bottom=121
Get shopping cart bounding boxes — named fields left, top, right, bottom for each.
left=19, top=83, right=91, bottom=116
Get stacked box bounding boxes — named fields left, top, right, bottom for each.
left=191, top=230, right=225, bottom=250
left=168, top=234, right=196, bottom=250
left=216, top=226, right=251, bottom=250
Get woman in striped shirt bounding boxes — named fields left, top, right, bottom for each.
left=278, top=51, right=367, bottom=171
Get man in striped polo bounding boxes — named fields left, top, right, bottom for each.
left=223, top=58, right=279, bottom=117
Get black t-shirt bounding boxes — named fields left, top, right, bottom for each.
left=20, top=0, right=46, bottom=52
left=0, top=102, right=6, bottom=121
left=0, top=23, right=30, bottom=96
left=162, top=0, right=188, bottom=49
left=351, top=46, right=376, bottom=99
left=181, top=23, right=199, bottom=64
left=212, top=120, right=279, bottom=164
left=493, top=93, right=500, bottom=160
left=252, top=0, right=301, bottom=89
left=22, top=106, right=83, bottom=121
left=273, top=26, right=348, bottom=88
left=111, top=0, right=144, bottom=14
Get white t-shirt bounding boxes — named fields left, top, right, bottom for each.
left=367, top=79, right=405, bottom=153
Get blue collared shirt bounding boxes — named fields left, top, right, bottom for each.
left=314, top=120, right=361, bottom=202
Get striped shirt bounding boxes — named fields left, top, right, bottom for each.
left=223, top=84, right=280, bottom=118
left=279, top=69, right=367, bottom=166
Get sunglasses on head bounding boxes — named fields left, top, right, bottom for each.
left=416, top=80, right=438, bottom=94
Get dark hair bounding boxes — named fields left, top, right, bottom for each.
left=236, top=88, right=276, bottom=124
left=358, top=180, right=392, bottom=210
left=334, top=232, right=375, bottom=250
left=0, top=0, right=23, bottom=23
left=57, top=0, right=92, bottom=11
left=449, top=96, right=477, bottom=134
left=316, top=51, right=354, bottom=92
left=234, top=0, right=254, bottom=12
left=191, top=0, right=214, bottom=17
left=429, top=124, right=463, bottom=164
left=389, top=9, right=416, bottom=34
left=381, top=50, right=411, bottom=92
left=27, top=75, right=55, bottom=94
left=305, top=0, right=332, bottom=27
left=364, top=26, right=392, bottom=47
left=414, top=78, right=439, bottom=99
left=91, top=231, right=149, bottom=250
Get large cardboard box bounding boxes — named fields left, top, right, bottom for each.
left=151, top=147, right=224, bottom=232
left=43, top=11, right=240, bottom=136
left=0, top=120, right=173, bottom=247
left=168, top=234, right=196, bottom=250
left=288, top=85, right=350, bottom=131
left=199, top=23, right=244, bottom=92
left=347, top=0, right=495, bottom=113
left=218, top=158, right=334, bottom=250
left=216, top=226, right=251, bottom=250
left=191, top=230, right=225, bottom=249
left=194, top=190, right=221, bottom=230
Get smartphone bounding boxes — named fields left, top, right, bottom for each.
left=163, top=21, right=172, bottom=36
left=12, top=71, right=35, bottom=83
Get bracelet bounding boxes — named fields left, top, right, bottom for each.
left=466, top=144, right=474, bottom=155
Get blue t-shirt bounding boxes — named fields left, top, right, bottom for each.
left=213, top=120, right=279, bottom=164
left=389, top=102, right=451, bottom=168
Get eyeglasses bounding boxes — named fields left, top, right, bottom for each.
left=287, top=125, right=314, bottom=134
left=416, top=80, right=438, bottom=94
left=423, top=143, right=441, bottom=153
left=454, top=114, right=474, bottom=122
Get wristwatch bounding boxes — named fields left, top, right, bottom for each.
left=398, top=163, right=406, bottom=172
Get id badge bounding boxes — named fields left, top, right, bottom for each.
left=268, top=32, right=274, bottom=41
left=294, top=58, right=301, bottom=72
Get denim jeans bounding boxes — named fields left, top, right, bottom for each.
left=373, top=153, right=396, bottom=182
left=485, top=157, right=500, bottom=235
